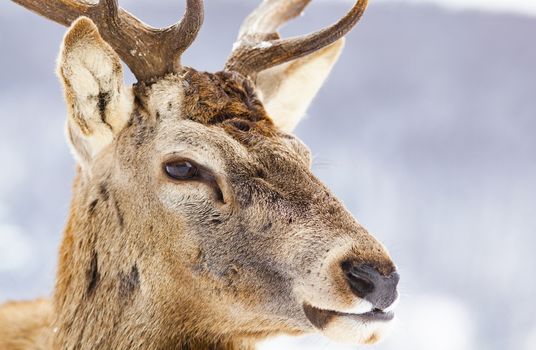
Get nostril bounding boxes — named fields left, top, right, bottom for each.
left=346, top=273, right=375, bottom=297
left=341, top=261, right=399, bottom=310
left=341, top=261, right=377, bottom=299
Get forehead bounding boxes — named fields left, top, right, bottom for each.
left=128, top=68, right=312, bottom=172
left=143, top=68, right=275, bottom=134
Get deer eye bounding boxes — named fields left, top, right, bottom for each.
left=164, top=160, right=199, bottom=180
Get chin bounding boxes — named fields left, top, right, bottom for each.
left=303, top=304, right=395, bottom=345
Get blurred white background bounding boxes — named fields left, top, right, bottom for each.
left=1, top=1, right=535, bottom=349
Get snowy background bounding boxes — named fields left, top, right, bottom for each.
left=1, top=1, right=535, bottom=349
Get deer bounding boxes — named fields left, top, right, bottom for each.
left=0, top=0, right=400, bottom=349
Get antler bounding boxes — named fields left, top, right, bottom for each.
left=225, top=0, right=368, bottom=78
left=12, top=0, right=204, bottom=82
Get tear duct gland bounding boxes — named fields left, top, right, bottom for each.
left=1, top=1, right=399, bottom=349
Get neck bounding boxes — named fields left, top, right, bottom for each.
left=51, top=172, right=256, bottom=350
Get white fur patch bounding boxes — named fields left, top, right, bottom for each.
left=146, top=75, right=185, bottom=120
left=344, top=299, right=374, bottom=315
left=322, top=315, right=395, bottom=344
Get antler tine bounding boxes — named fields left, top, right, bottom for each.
left=226, top=0, right=368, bottom=78
left=92, top=0, right=204, bottom=82
left=12, top=0, right=204, bottom=82
left=170, top=0, right=205, bottom=61
left=237, top=0, right=312, bottom=38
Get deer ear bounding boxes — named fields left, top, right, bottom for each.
left=256, top=39, right=344, bottom=133
left=57, top=17, right=132, bottom=166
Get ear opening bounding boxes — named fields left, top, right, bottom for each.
left=58, top=17, right=132, bottom=167
left=256, top=39, right=345, bottom=133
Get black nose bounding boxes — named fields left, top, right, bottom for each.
left=341, top=261, right=399, bottom=310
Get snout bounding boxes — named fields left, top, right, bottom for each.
left=341, top=261, right=399, bottom=311
left=296, top=240, right=399, bottom=345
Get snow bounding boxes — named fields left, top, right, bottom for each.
left=255, top=41, right=273, bottom=49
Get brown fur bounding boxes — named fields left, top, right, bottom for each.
left=1, top=15, right=396, bottom=350
left=0, top=299, right=52, bottom=350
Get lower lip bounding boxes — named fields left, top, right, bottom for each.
left=303, top=303, right=394, bottom=328
left=347, top=308, right=395, bottom=322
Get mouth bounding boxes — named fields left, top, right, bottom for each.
left=303, top=303, right=394, bottom=330
left=302, top=303, right=395, bottom=344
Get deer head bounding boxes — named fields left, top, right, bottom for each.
left=13, top=0, right=399, bottom=348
